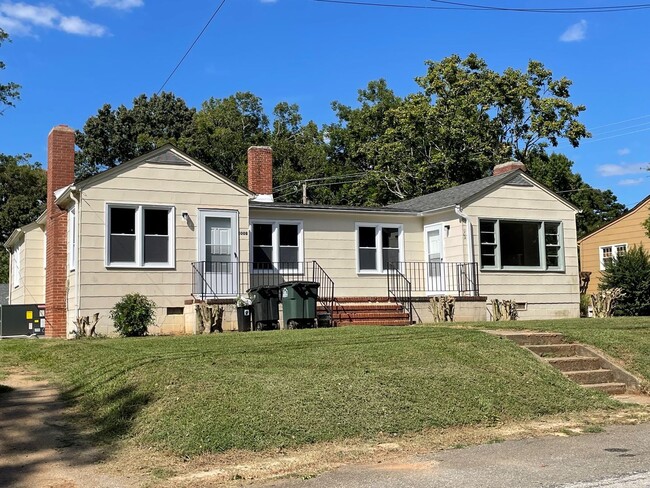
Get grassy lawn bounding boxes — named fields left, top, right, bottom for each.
left=0, top=326, right=619, bottom=456
left=473, top=316, right=650, bottom=383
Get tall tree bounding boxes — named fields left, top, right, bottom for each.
left=0, top=154, right=47, bottom=282
left=0, top=29, right=20, bottom=115
left=75, top=92, right=196, bottom=179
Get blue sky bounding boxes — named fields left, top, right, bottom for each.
left=1, top=0, right=649, bottom=207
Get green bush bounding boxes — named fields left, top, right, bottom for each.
left=110, top=293, right=157, bottom=337
left=579, top=293, right=590, bottom=317
left=601, top=245, right=650, bottom=316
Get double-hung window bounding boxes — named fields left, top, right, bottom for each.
left=68, top=205, right=77, bottom=271
left=479, top=219, right=564, bottom=271
left=356, top=223, right=403, bottom=273
left=251, top=220, right=303, bottom=272
left=599, top=243, right=627, bottom=270
left=106, top=204, right=175, bottom=268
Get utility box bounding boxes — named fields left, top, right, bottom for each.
left=0, top=304, right=46, bottom=337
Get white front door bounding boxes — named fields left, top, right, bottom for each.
left=425, top=224, right=445, bottom=294
left=199, top=210, right=239, bottom=296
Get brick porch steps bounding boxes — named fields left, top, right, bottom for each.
left=489, top=331, right=641, bottom=396
left=318, top=299, right=411, bottom=326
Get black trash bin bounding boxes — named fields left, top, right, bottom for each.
left=247, top=286, right=280, bottom=331
left=280, top=281, right=320, bottom=329
left=236, top=306, right=252, bottom=332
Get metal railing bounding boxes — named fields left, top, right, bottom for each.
left=192, top=260, right=335, bottom=316
left=387, top=263, right=413, bottom=324
left=390, top=262, right=480, bottom=296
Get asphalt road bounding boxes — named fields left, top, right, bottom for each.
left=266, top=424, right=650, bottom=488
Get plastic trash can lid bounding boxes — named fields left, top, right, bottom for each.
left=247, top=285, right=280, bottom=293
left=279, top=281, right=320, bottom=287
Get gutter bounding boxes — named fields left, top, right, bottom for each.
left=454, top=205, right=475, bottom=264
left=70, top=187, right=81, bottom=322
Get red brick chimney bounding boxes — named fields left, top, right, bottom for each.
left=247, top=146, right=273, bottom=202
left=45, top=125, right=75, bottom=338
left=493, top=161, right=527, bottom=176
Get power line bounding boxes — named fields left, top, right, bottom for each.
left=315, top=0, right=650, bottom=13
left=589, top=114, right=650, bottom=131
left=157, top=0, right=228, bottom=95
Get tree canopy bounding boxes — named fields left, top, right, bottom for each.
left=0, top=154, right=47, bottom=282
left=0, top=29, right=20, bottom=115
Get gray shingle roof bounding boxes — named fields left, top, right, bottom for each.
left=387, top=171, right=518, bottom=212
left=250, top=201, right=416, bottom=213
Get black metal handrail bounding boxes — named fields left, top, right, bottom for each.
left=387, top=263, right=413, bottom=324
left=192, top=261, right=336, bottom=317
left=390, top=262, right=480, bottom=296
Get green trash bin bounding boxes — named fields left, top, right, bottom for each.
left=280, top=281, right=320, bottom=329
left=247, top=286, right=280, bottom=331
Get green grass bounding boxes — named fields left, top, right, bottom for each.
left=0, top=326, right=619, bottom=456
left=473, top=316, right=650, bottom=381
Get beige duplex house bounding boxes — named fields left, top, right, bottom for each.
left=5, top=125, right=581, bottom=337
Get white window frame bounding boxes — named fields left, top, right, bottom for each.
left=479, top=219, right=565, bottom=272
left=68, top=205, right=77, bottom=272
left=599, top=243, right=627, bottom=270
left=105, top=203, right=176, bottom=269
left=12, top=242, right=21, bottom=289
left=355, top=222, right=405, bottom=274
left=250, top=220, right=304, bottom=274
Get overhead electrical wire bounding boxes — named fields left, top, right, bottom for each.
left=314, top=0, right=650, bottom=13
left=157, top=0, right=228, bottom=94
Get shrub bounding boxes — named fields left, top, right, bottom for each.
left=600, top=245, right=650, bottom=316
left=579, top=293, right=590, bottom=317
left=110, top=293, right=157, bottom=337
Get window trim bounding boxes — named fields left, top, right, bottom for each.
left=68, top=205, right=77, bottom=272
left=250, top=219, right=304, bottom=274
left=355, top=222, right=405, bottom=274
left=599, top=243, right=627, bottom=271
left=105, top=203, right=176, bottom=269
left=479, top=218, right=565, bottom=272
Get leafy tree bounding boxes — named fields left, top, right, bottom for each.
left=601, top=245, right=650, bottom=316
left=183, top=92, right=269, bottom=184
left=75, top=92, right=196, bottom=179
left=0, top=154, right=47, bottom=282
left=643, top=214, right=650, bottom=239
left=526, top=152, right=626, bottom=237
left=0, top=29, right=20, bottom=115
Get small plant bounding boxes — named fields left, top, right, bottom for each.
left=110, top=293, right=157, bottom=337
left=579, top=293, right=590, bottom=318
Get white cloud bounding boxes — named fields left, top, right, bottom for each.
left=91, top=0, right=143, bottom=10
left=560, top=20, right=587, bottom=42
left=618, top=178, right=645, bottom=186
left=617, top=148, right=630, bottom=156
left=597, top=162, right=650, bottom=177
left=0, top=2, right=108, bottom=36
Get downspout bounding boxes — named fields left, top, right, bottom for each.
left=70, top=188, right=81, bottom=322
left=454, top=205, right=475, bottom=264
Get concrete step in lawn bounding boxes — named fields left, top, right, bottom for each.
left=488, top=330, right=642, bottom=396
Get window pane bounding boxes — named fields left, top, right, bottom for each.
left=279, top=224, right=298, bottom=246
left=253, top=246, right=273, bottom=264
left=110, top=235, right=136, bottom=263
left=144, top=235, right=168, bottom=264
left=359, top=248, right=376, bottom=270
left=144, top=209, right=168, bottom=235
left=110, top=207, right=136, bottom=235
left=382, top=249, right=399, bottom=270
left=253, top=224, right=273, bottom=246
left=279, top=246, right=298, bottom=263
left=500, top=221, right=540, bottom=267
left=382, top=227, right=399, bottom=248
left=480, top=220, right=497, bottom=267
left=359, top=226, right=376, bottom=248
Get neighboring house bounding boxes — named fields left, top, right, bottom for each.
left=4, top=125, right=581, bottom=338
left=578, top=195, right=650, bottom=295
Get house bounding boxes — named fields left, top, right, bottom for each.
left=5, top=125, right=581, bottom=337
left=578, top=195, right=650, bottom=295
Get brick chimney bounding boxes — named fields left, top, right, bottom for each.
left=247, top=146, right=273, bottom=202
left=45, top=125, right=75, bottom=338
left=493, top=161, right=527, bottom=176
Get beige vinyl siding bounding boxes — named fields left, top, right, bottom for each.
left=9, top=226, right=45, bottom=305
left=76, top=160, right=251, bottom=336
left=579, top=200, right=650, bottom=295
left=251, top=208, right=423, bottom=297
left=465, top=182, right=580, bottom=320
left=423, top=210, right=465, bottom=263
